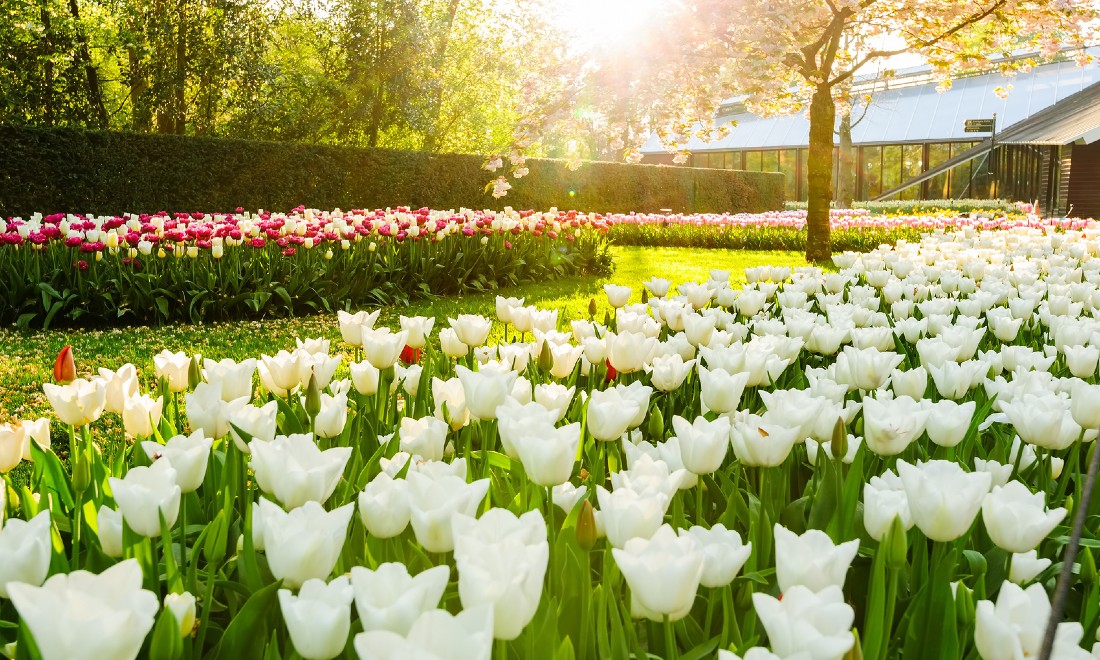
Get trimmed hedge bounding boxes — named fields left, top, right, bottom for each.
left=608, top=223, right=925, bottom=253
left=0, top=126, right=784, bottom=217
left=783, top=199, right=1018, bottom=215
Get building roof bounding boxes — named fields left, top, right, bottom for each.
left=641, top=55, right=1100, bottom=153
left=995, top=80, right=1100, bottom=145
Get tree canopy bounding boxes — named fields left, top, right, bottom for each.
left=0, top=0, right=556, bottom=155
left=503, top=0, right=1100, bottom=261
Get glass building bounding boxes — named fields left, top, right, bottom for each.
left=640, top=52, right=1100, bottom=217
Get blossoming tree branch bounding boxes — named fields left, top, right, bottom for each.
left=497, top=0, right=1100, bottom=262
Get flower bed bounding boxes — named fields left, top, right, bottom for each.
left=0, top=207, right=613, bottom=328
left=3, top=223, right=1100, bottom=658
left=606, top=209, right=1089, bottom=252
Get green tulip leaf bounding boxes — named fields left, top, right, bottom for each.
left=148, top=609, right=184, bottom=660
left=29, top=442, right=74, bottom=511
left=680, top=636, right=720, bottom=660
left=209, top=580, right=281, bottom=660
left=272, top=397, right=306, bottom=435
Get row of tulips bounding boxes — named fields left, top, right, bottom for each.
left=5, top=223, right=1100, bottom=658
left=0, top=207, right=612, bottom=327
left=606, top=209, right=1091, bottom=253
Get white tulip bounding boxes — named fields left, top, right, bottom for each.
left=141, top=430, right=212, bottom=493
left=279, top=577, right=354, bottom=660
left=249, top=433, right=351, bottom=509
left=108, top=459, right=180, bottom=537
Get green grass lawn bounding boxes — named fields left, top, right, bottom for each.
left=0, top=246, right=810, bottom=424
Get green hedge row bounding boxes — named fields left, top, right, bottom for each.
left=607, top=223, right=926, bottom=254
left=0, top=126, right=784, bottom=217
left=783, top=199, right=1018, bottom=215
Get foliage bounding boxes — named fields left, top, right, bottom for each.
left=0, top=207, right=614, bottom=328
left=783, top=199, right=1021, bottom=216
left=612, top=223, right=923, bottom=253
left=0, top=0, right=555, bottom=155
left=0, top=126, right=783, bottom=217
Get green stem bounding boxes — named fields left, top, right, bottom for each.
left=882, top=568, right=900, bottom=657
left=704, top=591, right=717, bottom=639
left=663, top=614, right=678, bottom=660
left=546, top=486, right=556, bottom=593
left=72, top=497, right=83, bottom=570
left=719, top=584, right=741, bottom=650
left=695, top=482, right=705, bottom=526
left=194, top=558, right=219, bottom=653
left=178, top=495, right=188, bottom=570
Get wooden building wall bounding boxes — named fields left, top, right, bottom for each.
left=1069, top=141, right=1100, bottom=220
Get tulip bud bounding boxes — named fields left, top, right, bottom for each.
left=830, top=416, right=847, bottom=461
left=1080, top=547, right=1097, bottom=585
left=576, top=500, right=597, bottom=551
left=588, top=298, right=597, bottom=318
left=885, top=515, right=908, bottom=570
left=537, top=340, right=553, bottom=372
left=164, top=592, right=197, bottom=637
left=202, top=509, right=228, bottom=565
left=641, top=288, right=649, bottom=304
left=844, top=633, right=864, bottom=660
left=646, top=405, right=664, bottom=439
left=305, top=371, right=322, bottom=419
left=72, top=453, right=90, bottom=494
left=1066, top=494, right=1075, bottom=518
left=188, top=355, right=203, bottom=390
left=955, top=581, right=975, bottom=627
left=53, top=345, right=76, bottom=384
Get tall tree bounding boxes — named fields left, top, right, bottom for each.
left=501, top=0, right=1100, bottom=262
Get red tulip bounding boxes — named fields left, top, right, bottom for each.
left=400, top=345, right=421, bottom=365
left=54, top=345, right=76, bottom=383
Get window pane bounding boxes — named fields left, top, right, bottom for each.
left=928, top=143, right=951, bottom=167
left=882, top=145, right=902, bottom=193
left=903, top=145, right=923, bottom=180
left=745, top=151, right=762, bottom=171
left=898, top=145, right=923, bottom=200
left=762, top=150, right=779, bottom=172
left=927, top=172, right=950, bottom=198
left=798, top=149, right=808, bottom=201
left=780, top=149, right=798, bottom=198
left=950, top=160, right=972, bottom=198
left=971, top=152, right=993, bottom=198
left=862, top=146, right=882, bottom=199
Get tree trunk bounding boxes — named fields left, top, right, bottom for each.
left=173, top=0, right=187, bottom=134
left=67, top=0, right=108, bottom=128
left=835, top=108, right=855, bottom=208
left=805, top=83, right=836, bottom=263
left=40, top=2, right=54, bottom=126
left=420, top=0, right=462, bottom=152
left=367, top=87, right=384, bottom=148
